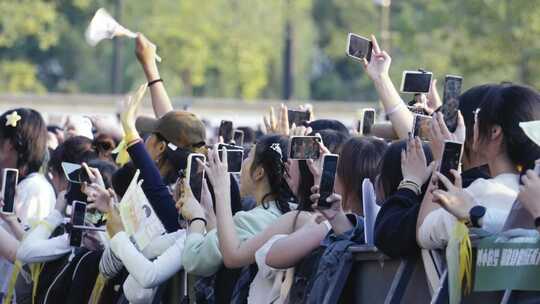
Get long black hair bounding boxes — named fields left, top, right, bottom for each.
left=250, top=134, right=292, bottom=214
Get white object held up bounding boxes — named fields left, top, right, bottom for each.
left=85, top=8, right=162, bottom=62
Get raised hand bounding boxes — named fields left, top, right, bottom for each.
left=427, top=79, right=442, bottom=112
left=518, top=167, right=540, bottom=220
left=120, top=83, right=148, bottom=135
left=85, top=184, right=117, bottom=214
left=201, top=147, right=230, bottom=193
left=176, top=178, right=205, bottom=222
left=199, top=178, right=216, bottom=230
left=82, top=162, right=105, bottom=188
left=432, top=170, right=474, bottom=221
left=401, top=136, right=436, bottom=187
left=429, top=111, right=465, bottom=160
left=263, top=104, right=289, bottom=136
left=135, top=33, right=160, bottom=65
left=362, top=35, right=391, bottom=81
left=306, top=139, right=331, bottom=187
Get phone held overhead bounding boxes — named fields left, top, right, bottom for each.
left=318, top=154, right=339, bottom=209
left=346, top=33, right=372, bottom=62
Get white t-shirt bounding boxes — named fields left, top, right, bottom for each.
left=0, top=172, right=55, bottom=294
left=418, top=173, right=520, bottom=249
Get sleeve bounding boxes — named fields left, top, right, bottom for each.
left=255, top=234, right=288, bottom=279
left=99, top=247, right=124, bottom=280
left=417, top=208, right=457, bottom=249
left=127, top=141, right=180, bottom=232
left=16, top=210, right=71, bottom=263
left=181, top=230, right=223, bottom=277
left=141, top=230, right=182, bottom=260
left=374, top=188, right=422, bottom=257
left=123, top=275, right=157, bottom=304
left=110, top=231, right=186, bottom=288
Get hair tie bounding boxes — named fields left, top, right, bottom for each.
left=5, top=111, right=21, bottom=128
left=269, top=143, right=283, bottom=160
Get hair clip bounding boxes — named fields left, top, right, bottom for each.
left=167, top=142, right=178, bottom=151
left=269, top=143, right=283, bottom=159
left=5, top=111, right=21, bottom=128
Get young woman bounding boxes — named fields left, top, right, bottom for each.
left=417, top=84, right=540, bottom=249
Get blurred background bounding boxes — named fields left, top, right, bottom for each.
left=0, top=0, right=539, bottom=124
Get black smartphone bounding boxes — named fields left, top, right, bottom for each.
left=346, top=33, right=372, bottom=62
left=412, top=114, right=432, bottom=141
left=62, top=162, right=82, bottom=184
left=187, top=154, right=206, bottom=202
left=400, top=71, right=433, bottom=93
left=359, top=108, right=376, bottom=135
left=287, top=110, right=311, bottom=127
left=70, top=200, right=87, bottom=247
left=289, top=136, right=321, bottom=160
left=218, top=147, right=244, bottom=173
left=439, top=75, right=463, bottom=132
left=233, top=130, right=244, bottom=146
left=219, top=120, right=234, bottom=143
left=318, top=154, right=339, bottom=209
left=438, top=141, right=463, bottom=190
left=1, top=169, right=18, bottom=214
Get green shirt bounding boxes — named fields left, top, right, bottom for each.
left=182, top=201, right=283, bottom=277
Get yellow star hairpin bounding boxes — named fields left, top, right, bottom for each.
left=5, top=111, right=21, bottom=128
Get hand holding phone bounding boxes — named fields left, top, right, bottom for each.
left=186, top=154, right=206, bottom=202
left=289, top=136, right=322, bottom=160
left=438, top=141, right=463, bottom=190
left=287, top=110, right=311, bottom=127
left=318, top=154, right=339, bottom=209
left=412, top=114, right=433, bottom=141
left=346, top=33, right=372, bottom=62
left=401, top=71, right=433, bottom=94
left=439, top=75, right=463, bottom=132
left=359, top=108, right=376, bottom=135
left=1, top=169, right=18, bottom=215
left=217, top=144, right=244, bottom=173
left=70, top=200, right=87, bottom=247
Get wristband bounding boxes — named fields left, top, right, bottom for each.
left=385, top=102, right=406, bottom=117
left=398, top=179, right=421, bottom=195
left=148, top=78, right=163, bottom=87
left=189, top=217, right=207, bottom=227
left=124, top=131, right=140, bottom=145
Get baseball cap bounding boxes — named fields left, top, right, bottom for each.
left=135, top=111, right=206, bottom=150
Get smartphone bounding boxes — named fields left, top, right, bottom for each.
left=438, top=141, right=463, bottom=190
left=218, top=148, right=244, bottom=173
left=233, top=130, right=244, bottom=146
left=359, top=108, right=376, bottom=135
left=62, top=162, right=82, bottom=184
left=70, top=200, right=87, bottom=247
left=289, top=136, right=322, bottom=160
left=412, top=114, right=433, bottom=141
left=439, top=75, right=463, bottom=132
left=1, top=169, right=18, bottom=214
left=400, top=71, right=433, bottom=93
left=186, top=153, right=206, bottom=202
left=288, top=110, right=311, bottom=127
left=346, top=33, right=372, bottom=62
left=219, top=120, right=234, bottom=143
left=318, top=154, right=339, bottom=209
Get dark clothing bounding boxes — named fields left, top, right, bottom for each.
left=374, top=166, right=489, bottom=258
left=126, top=141, right=242, bottom=233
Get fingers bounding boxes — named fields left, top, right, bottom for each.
left=310, top=185, right=319, bottom=194
left=82, top=162, right=95, bottom=180
left=450, top=169, right=462, bottom=188
left=371, top=34, right=381, bottom=54
left=263, top=116, right=271, bottom=133
left=432, top=190, right=449, bottom=206
left=326, top=193, right=342, bottom=204
left=310, top=193, right=320, bottom=204
left=269, top=107, right=276, bottom=131
left=280, top=104, right=289, bottom=132
left=437, top=113, right=452, bottom=139
left=435, top=172, right=453, bottom=190
left=220, top=147, right=228, bottom=168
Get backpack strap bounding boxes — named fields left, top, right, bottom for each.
left=89, top=273, right=107, bottom=304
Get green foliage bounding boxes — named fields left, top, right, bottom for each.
left=0, top=0, right=539, bottom=99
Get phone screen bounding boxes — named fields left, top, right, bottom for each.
left=440, top=75, right=463, bottom=132
left=362, top=110, right=375, bottom=135
left=234, top=130, right=244, bottom=146
left=318, top=155, right=339, bottom=209
left=287, top=110, right=311, bottom=127
left=347, top=34, right=372, bottom=62
left=401, top=72, right=432, bottom=93
left=2, top=169, right=18, bottom=214
left=62, top=162, right=82, bottom=184
left=70, top=201, right=86, bottom=247
left=412, top=114, right=432, bottom=141
left=189, top=154, right=206, bottom=202
left=219, top=149, right=244, bottom=173
left=219, top=120, right=234, bottom=143
left=439, top=141, right=463, bottom=190
left=289, top=136, right=321, bottom=160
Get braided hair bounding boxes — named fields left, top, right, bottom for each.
left=0, top=108, right=48, bottom=177
left=250, top=134, right=293, bottom=214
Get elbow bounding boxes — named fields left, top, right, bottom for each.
left=222, top=255, right=244, bottom=269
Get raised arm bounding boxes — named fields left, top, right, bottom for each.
left=363, top=35, right=413, bottom=139
left=135, top=33, right=173, bottom=118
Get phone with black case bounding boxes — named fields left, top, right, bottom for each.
left=1, top=169, right=18, bottom=214
left=318, top=154, right=339, bottom=209
left=186, top=154, right=206, bottom=202
left=70, top=201, right=87, bottom=247
left=288, top=110, right=311, bottom=127
left=438, top=141, right=463, bottom=190
left=219, top=120, right=234, bottom=143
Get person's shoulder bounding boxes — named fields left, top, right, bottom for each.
left=18, top=173, right=54, bottom=193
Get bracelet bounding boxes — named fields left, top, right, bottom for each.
left=398, top=179, right=422, bottom=195
left=385, top=102, right=406, bottom=117
left=189, top=217, right=207, bottom=227
left=148, top=78, right=163, bottom=87
left=126, top=138, right=142, bottom=148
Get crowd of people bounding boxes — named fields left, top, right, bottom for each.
left=0, top=32, right=540, bottom=304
